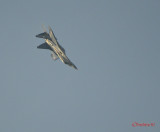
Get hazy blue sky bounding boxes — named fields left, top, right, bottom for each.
left=0, top=0, right=160, bottom=132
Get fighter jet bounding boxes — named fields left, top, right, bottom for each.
left=36, top=26, right=78, bottom=70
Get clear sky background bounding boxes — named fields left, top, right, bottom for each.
left=0, top=0, right=160, bottom=132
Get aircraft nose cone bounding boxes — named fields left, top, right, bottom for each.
left=72, top=65, right=78, bottom=70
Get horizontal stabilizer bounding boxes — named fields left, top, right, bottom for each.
left=37, top=43, right=52, bottom=51
left=36, top=32, right=50, bottom=39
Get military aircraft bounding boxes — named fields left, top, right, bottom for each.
left=36, top=26, right=78, bottom=70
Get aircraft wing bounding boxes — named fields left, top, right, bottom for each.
left=58, top=44, right=66, bottom=54
left=48, top=26, right=66, bottom=54
left=48, top=26, right=58, bottom=45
